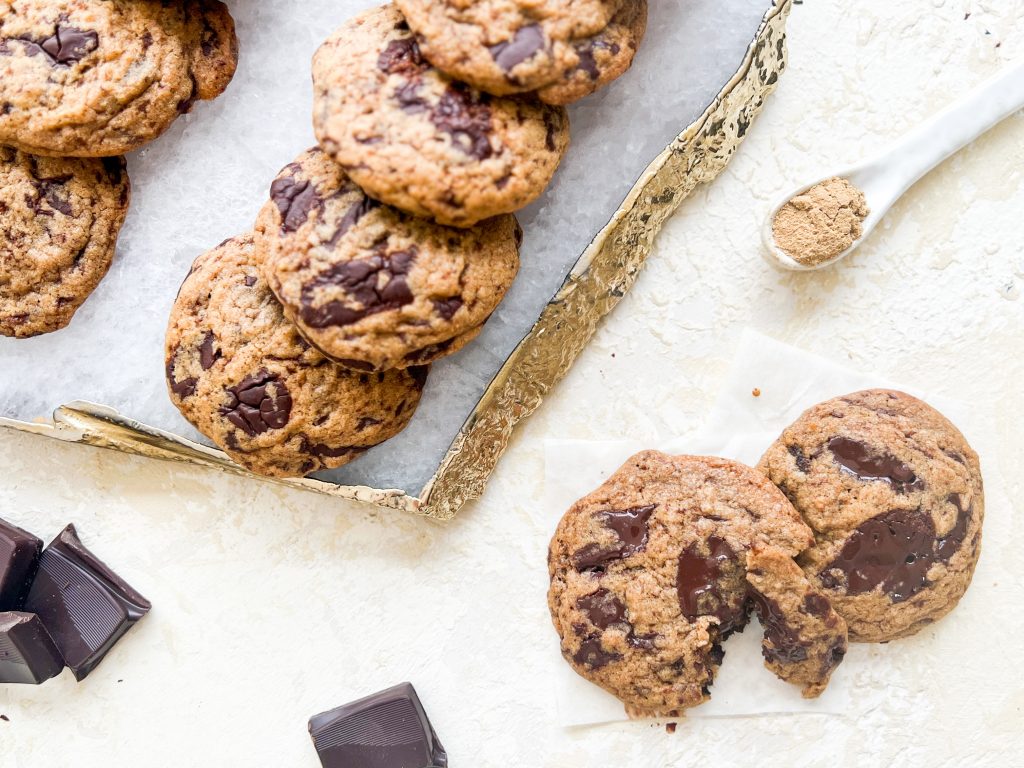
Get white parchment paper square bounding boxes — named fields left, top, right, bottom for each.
left=543, top=329, right=994, bottom=726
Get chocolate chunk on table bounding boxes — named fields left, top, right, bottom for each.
left=308, top=682, right=448, bottom=768
left=0, top=518, right=42, bottom=609
left=0, top=611, right=64, bottom=685
left=24, top=524, right=151, bottom=681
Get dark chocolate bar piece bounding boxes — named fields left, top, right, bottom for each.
left=24, top=524, right=151, bottom=681
left=308, top=682, right=448, bottom=768
left=0, top=611, right=64, bottom=685
left=0, top=518, right=43, bottom=609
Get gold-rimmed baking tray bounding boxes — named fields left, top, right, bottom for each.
left=0, top=0, right=792, bottom=519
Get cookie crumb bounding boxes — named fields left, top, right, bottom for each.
left=665, top=722, right=677, bottom=733
left=772, top=177, right=869, bottom=266
left=752, top=388, right=762, bottom=397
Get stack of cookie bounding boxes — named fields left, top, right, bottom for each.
left=166, top=2, right=649, bottom=478
left=0, top=0, right=238, bottom=338
left=548, top=390, right=984, bottom=717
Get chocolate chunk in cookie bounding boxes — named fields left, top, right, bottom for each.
left=757, top=389, right=984, bottom=642
left=746, top=546, right=847, bottom=698
left=312, top=5, right=569, bottom=227
left=255, top=148, right=521, bottom=371
left=165, top=234, right=427, bottom=478
left=0, top=0, right=238, bottom=157
left=548, top=451, right=814, bottom=717
left=1, top=147, right=130, bottom=337
left=395, top=0, right=622, bottom=97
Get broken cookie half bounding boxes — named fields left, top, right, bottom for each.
left=746, top=546, right=848, bottom=698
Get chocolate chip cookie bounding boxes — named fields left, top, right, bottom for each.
left=165, top=234, right=428, bottom=478
left=312, top=5, right=569, bottom=227
left=746, top=546, right=847, bottom=698
left=1, top=147, right=130, bottom=338
left=255, top=147, right=522, bottom=371
left=395, top=0, right=622, bottom=98
left=0, top=0, right=238, bottom=157
left=535, top=0, right=647, bottom=106
left=548, top=451, right=814, bottom=717
left=757, top=389, right=984, bottom=643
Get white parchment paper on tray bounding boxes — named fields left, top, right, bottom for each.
left=0, top=0, right=775, bottom=494
left=543, top=329, right=1005, bottom=726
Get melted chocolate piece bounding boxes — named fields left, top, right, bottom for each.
left=29, top=177, right=74, bottom=217
left=220, top=370, right=293, bottom=436
left=199, top=332, right=219, bottom=370
left=627, top=632, right=657, bottom=651
left=327, top=195, right=378, bottom=247
left=377, top=37, right=425, bottom=75
left=431, top=86, right=493, bottom=160
left=543, top=112, right=558, bottom=152
left=801, top=593, right=832, bottom=619
left=787, top=444, right=811, bottom=472
left=395, top=80, right=429, bottom=113
left=570, top=504, right=657, bottom=571
left=23, top=525, right=150, bottom=681
left=299, top=437, right=365, bottom=461
left=572, top=636, right=622, bottom=669
left=0, top=518, right=42, bottom=609
left=576, top=47, right=600, bottom=79
left=433, top=298, right=463, bottom=320
left=270, top=176, right=321, bottom=233
left=308, top=682, right=447, bottom=768
left=0, top=612, right=64, bottom=685
left=828, top=437, right=923, bottom=492
left=821, top=509, right=936, bottom=602
left=489, top=24, right=545, bottom=73
left=300, top=248, right=417, bottom=328
left=165, top=352, right=197, bottom=399
left=676, top=536, right=747, bottom=632
left=936, top=494, right=971, bottom=560
left=16, top=24, right=98, bottom=65
left=576, top=588, right=626, bottom=630
left=750, top=591, right=808, bottom=664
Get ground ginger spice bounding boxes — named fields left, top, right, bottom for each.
left=772, top=177, right=869, bottom=266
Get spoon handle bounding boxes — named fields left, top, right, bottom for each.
left=868, top=58, right=1024, bottom=207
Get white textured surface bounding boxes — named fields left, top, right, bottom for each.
left=0, top=0, right=772, bottom=494
left=2, top=1, right=1024, bottom=766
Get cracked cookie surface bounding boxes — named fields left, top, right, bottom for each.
left=312, top=4, right=569, bottom=227
left=165, top=234, right=428, bottom=478
left=0, top=147, right=129, bottom=337
left=746, top=546, right=847, bottom=698
left=0, top=0, right=237, bottom=157
left=395, top=0, right=622, bottom=97
left=757, top=389, right=984, bottom=643
left=255, top=147, right=522, bottom=371
left=535, top=0, right=647, bottom=105
left=548, top=451, right=813, bottom=716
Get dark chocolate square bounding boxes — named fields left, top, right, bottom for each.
left=0, top=611, right=64, bottom=685
left=24, top=524, right=151, bottom=681
left=308, top=682, right=448, bottom=768
left=0, top=517, right=43, bottom=610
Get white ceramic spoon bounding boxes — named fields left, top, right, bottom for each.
left=763, top=58, right=1024, bottom=271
